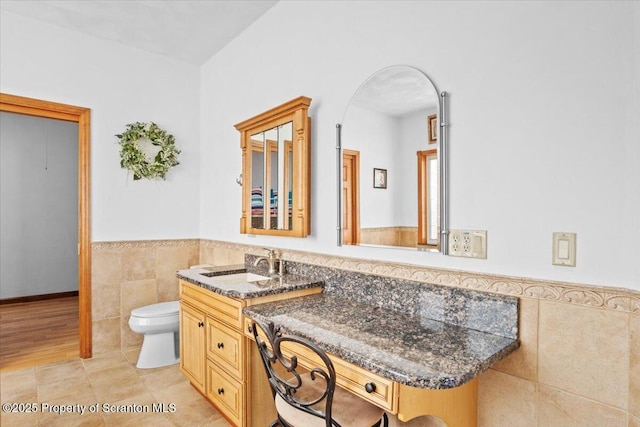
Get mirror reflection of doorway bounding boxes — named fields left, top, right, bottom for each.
left=0, top=93, right=91, bottom=371
left=342, top=149, right=360, bottom=245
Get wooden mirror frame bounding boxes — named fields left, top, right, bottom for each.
left=235, top=96, right=311, bottom=238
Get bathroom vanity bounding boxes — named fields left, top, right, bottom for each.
left=177, top=265, right=323, bottom=427
left=177, top=260, right=520, bottom=427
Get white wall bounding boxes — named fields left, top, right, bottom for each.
left=398, top=108, right=437, bottom=226
left=0, top=11, right=201, bottom=241
left=342, top=106, right=398, bottom=228
left=1, top=113, right=78, bottom=298
left=200, top=1, right=640, bottom=291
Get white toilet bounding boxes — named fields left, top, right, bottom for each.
left=128, top=301, right=180, bottom=369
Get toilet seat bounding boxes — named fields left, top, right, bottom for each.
left=128, top=300, right=180, bottom=369
left=131, top=301, right=179, bottom=318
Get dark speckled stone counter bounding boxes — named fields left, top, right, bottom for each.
left=243, top=294, right=520, bottom=390
left=177, top=265, right=324, bottom=299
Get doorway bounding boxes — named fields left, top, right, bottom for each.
left=0, top=93, right=92, bottom=364
left=342, top=149, right=360, bottom=245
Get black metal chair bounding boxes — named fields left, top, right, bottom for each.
left=251, top=319, right=388, bottom=427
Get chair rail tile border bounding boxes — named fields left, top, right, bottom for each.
left=94, top=239, right=640, bottom=314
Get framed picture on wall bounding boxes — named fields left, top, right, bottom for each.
left=428, top=114, right=437, bottom=144
left=373, top=168, right=387, bottom=189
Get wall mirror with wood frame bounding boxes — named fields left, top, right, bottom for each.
left=337, top=66, right=449, bottom=253
left=235, top=96, right=311, bottom=238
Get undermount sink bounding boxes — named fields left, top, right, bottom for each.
left=211, top=272, right=271, bottom=284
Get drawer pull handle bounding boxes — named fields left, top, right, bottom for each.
left=198, top=321, right=204, bottom=328
left=217, top=388, right=224, bottom=395
left=365, top=382, right=376, bottom=393
left=217, top=342, right=224, bottom=349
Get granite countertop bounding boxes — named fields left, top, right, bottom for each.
left=243, top=293, right=520, bottom=390
left=177, top=265, right=324, bottom=299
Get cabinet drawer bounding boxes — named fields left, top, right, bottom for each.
left=207, top=361, right=244, bottom=427
left=279, top=341, right=397, bottom=412
left=207, top=317, right=244, bottom=380
left=180, top=280, right=244, bottom=328
left=332, top=357, right=397, bottom=413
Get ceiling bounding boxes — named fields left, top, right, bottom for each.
left=0, top=0, right=279, bottom=65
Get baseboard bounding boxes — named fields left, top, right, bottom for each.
left=0, top=291, right=79, bottom=305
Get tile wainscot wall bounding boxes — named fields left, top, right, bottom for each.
left=92, top=239, right=640, bottom=427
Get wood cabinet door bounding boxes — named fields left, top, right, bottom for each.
left=180, top=302, right=206, bottom=393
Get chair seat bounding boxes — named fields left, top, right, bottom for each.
left=275, top=373, right=385, bottom=427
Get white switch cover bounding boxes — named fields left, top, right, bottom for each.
left=553, top=232, right=576, bottom=267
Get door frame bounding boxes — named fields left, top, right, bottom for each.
left=342, top=149, right=360, bottom=245
left=0, top=93, right=92, bottom=358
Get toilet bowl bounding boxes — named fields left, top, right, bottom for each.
left=128, top=301, right=180, bottom=369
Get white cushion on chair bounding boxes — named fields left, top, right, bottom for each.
left=275, top=373, right=385, bottom=427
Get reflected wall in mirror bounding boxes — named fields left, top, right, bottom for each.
left=236, top=96, right=311, bottom=238
left=338, top=66, right=447, bottom=252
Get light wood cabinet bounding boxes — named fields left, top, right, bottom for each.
left=244, top=317, right=398, bottom=414
left=235, top=96, right=312, bottom=238
left=180, top=279, right=322, bottom=427
left=207, top=318, right=244, bottom=380
left=179, top=302, right=206, bottom=394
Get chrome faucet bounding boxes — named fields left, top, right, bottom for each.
left=253, top=248, right=282, bottom=276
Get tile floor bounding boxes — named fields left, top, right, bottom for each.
left=0, top=348, right=232, bottom=427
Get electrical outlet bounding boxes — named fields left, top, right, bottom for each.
left=448, top=230, right=487, bottom=259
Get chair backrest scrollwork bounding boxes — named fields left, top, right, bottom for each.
left=251, top=319, right=338, bottom=427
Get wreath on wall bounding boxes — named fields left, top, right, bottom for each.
left=116, top=122, right=180, bottom=180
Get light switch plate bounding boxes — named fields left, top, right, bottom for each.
left=552, top=232, right=576, bottom=267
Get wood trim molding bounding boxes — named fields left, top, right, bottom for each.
left=235, top=96, right=312, bottom=237
left=0, top=291, right=79, bottom=305
left=1, top=93, right=92, bottom=358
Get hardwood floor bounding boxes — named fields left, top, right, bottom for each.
left=0, top=296, right=79, bottom=372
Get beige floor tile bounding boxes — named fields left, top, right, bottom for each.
left=538, top=301, right=629, bottom=408
left=101, top=391, right=157, bottom=427
left=36, top=358, right=85, bottom=385
left=122, top=345, right=142, bottom=366
left=37, top=372, right=94, bottom=402
left=629, top=415, right=640, bottom=427
left=86, top=364, right=148, bottom=402
left=139, top=364, right=187, bottom=391
left=492, top=296, right=538, bottom=380
left=478, top=369, right=537, bottom=427
left=0, top=366, right=37, bottom=401
left=0, top=410, right=39, bottom=427
left=165, top=397, right=228, bottom=427
left=81, top=350, right=129, bottom=373
left=1, top=350, right=229, bottom=427
left=118, top=412, right=174, bottom=426
left=38, top=394, right=101, bottom=427
left=151, top=380, right=205, bottom=406
left=538, top=385, right=626, bottom=427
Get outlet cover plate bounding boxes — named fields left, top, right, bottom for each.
left=448, top=229, right=487, bottom=259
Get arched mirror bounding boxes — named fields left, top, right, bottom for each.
left=336, top=66, right=449, bottom=253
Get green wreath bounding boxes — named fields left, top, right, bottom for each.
left=116, top=122, right=180, bottom=180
